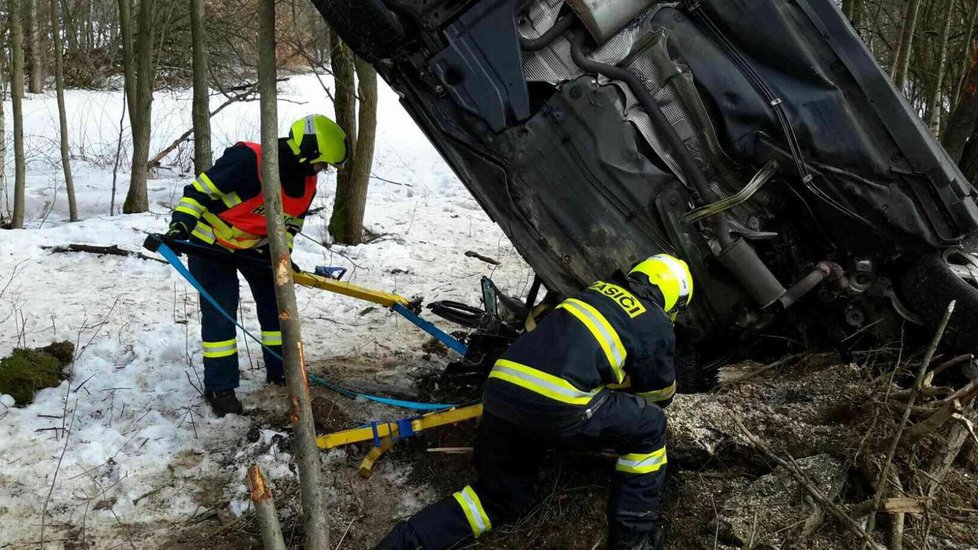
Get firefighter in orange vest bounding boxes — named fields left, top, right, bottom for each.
left=166, top=114, right=348, bottom=416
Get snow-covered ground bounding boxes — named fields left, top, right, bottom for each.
left=0, top=74, right=530, bottom=548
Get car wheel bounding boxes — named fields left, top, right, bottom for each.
left=901, top=246, right=978, bottom=353
left=311, top=0, right=406, bottom=63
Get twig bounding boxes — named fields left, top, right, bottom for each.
left=333, top=515, right=360, bottom=550
left=370, top=173, right=414, bottom=187
left=923, top=354, right=974, bottom=386
left=40, top=399, right=77, bottom=546
left=866, top=300, right=955, bottom=542
left=464, top=250, right=501, bottom=266
left=734, top=418, right=886, bottom=550
left=426, top=447, right=474, bottom=454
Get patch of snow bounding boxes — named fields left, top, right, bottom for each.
left=0, top=73, right=529, bottom=548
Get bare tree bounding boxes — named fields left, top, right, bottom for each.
left=24, top=0, right=45, bottom=93
left=123, top=0, right=155, bottom=214
left=190, top=0, right=211, bottom=174
left=10, top=0, right=28, bottom=228
left=257, top=0, right=330, bottom=547
left=951, top=0, right=978, bottom=110
left=51, top=0, right=77, bottom=221
left=327, top=31, right=377, bottom=245
left=891, top=0, right=924, bottom=90
left=118, top=0, right=136, bottom=124
left=0, top=50, right=6, bottom=224
left=329, top=55, right=377, bottom=245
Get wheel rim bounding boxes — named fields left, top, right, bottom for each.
left=943, top=249, right=978, bottom=291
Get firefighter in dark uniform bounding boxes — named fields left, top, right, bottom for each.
left=166, top=114, right=348, bottom=417
left=378, top=254, right=693, bottom=550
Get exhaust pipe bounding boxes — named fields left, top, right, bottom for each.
left=777, top=262, right=848, bottom=310
left=566, top=0, right=655, bottom=44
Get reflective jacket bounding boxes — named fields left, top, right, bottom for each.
left=170, top=142, right=317, bottom=251
left=484, top=274, right=676, bottom=422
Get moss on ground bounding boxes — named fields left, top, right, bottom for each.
left=0, top=341, right=74, bottom=406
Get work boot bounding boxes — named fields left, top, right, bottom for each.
left=205, top=390, right=243, bottom=417
left=266, top=375, right=286, bottom=386
left=609, top=525, right=665, bottom=550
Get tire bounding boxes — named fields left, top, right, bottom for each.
left=901, top=246, right=978, bottom=353
left=311, top=0, right=406, bottom=63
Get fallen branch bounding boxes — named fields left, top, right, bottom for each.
left=923, top=404, right=975, bottom=498
left=866, top=301, right=955, bottom=541
left=464, top=250, right=501, bottom=266
left=42, top=244, right=166, bottom=264
left=247, top=465, right=286, bottom=550
left=849, top=497, right=930, bottom=518
left=734, top=418, right=886, bottom=550
left=901, top=399, right=963, bottom=448
left=923, top=354, right=974, bottom=386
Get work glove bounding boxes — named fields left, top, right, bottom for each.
left=165, top=222, right=190, bottom=241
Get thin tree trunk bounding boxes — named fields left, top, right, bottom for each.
left=117, top=0, right=136, bottom=124
left=0, top=47, right=7, bottom=223
left=24, top=0, right=44, bottom=93
left=952, top=1, right=978, bottom=114
left=190, top=0, right=212, bottom=174
left=123, top=0, right=154, bottom=214
left=891, top=0, right=924, bottom=91
left=257, top=1, right=329, bottom=548
left=51, top=0, right=76, bottom=221
left=943, top=44, right=978, bottom=163
left=247, top=466, right=287, bottom=550
left=328, top=31, right=358, bottom=242
left=58, top=0, right=79, bottom=52
left=10, top=0, right=28, bottom=229
left=925, top=0, right=955, bottom=133
left=329, top=57, right=376, bottom=245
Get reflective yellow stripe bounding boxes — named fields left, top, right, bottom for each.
left=202, top=338, right=237, bottom=358
left=192, top=173, right=222, bottom=198
left=637, top=381, right=676, bottom=404
left=201, top=212, right=263, bottom=250
left=488, top=359, right=601, bottom=405
left=261, top=330, right=282, bottom=346
left=286, top=232, right=295, bottom=249
left=176, top=197, right=206, bottom=218
left=557, top=298, right=627, bottom=383
left=221, top=191, right=242, bottom=208
left=452, top=485, right=491, bottom=537
left=192, top=222, right=216, bottom=244
left=616, top=447, right=667, bottom=475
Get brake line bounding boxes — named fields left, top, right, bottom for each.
left=684, top=2, right=888, bottom=239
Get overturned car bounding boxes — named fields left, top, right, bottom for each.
left=315, top=0, right=978, bottom=387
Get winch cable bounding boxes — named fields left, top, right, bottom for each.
left=155, top=241, right=471, bottom=411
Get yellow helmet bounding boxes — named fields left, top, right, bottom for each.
left=629, top=254, right=694, bottom=317
left=286, top=114, right=349, bottom=166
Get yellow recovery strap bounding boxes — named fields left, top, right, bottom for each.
left=317, top=404, right=484, bottom=478
left=317, top=404, right=483, bottom=449
left=293, top=271, right=411, bottom=308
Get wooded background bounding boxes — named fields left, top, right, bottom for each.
left=0, top=0, right=976, bottom=239
left=0, top=0, right=375, bottom=245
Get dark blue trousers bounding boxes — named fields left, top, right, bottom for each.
left=188, top=251, right=283, bottom=392
left=377, top=390, right=668, bottom=549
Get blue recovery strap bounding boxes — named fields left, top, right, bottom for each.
left=157, top=242, right=461, bottom=411
left=392, top=303, right=468, bottom=356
